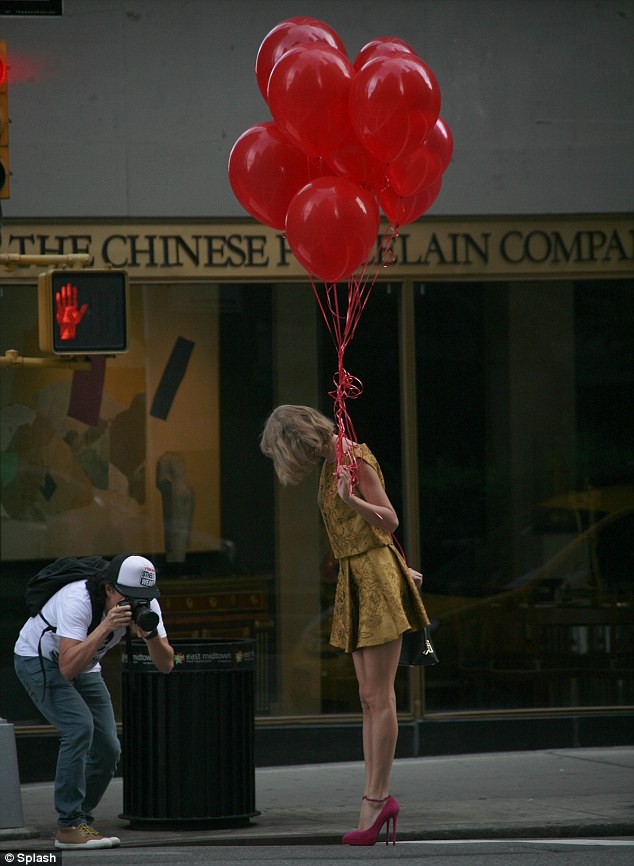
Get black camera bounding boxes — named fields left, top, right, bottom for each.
left=118, top=598, right=159, bottom=632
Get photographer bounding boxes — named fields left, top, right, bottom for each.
left=14, top=554, right=174, bottom=850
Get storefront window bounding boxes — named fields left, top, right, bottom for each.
left=1, top=280, right=229, bottom=722
left=418, top=279, right=633, bottom=711
left=0, top=279, right=410, bottom=723
left=2, top=273, right=631, bottom=728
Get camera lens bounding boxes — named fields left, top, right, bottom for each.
left=119, top=598, right=160, bottom=632
left=136, top=607, right=159, bottom=631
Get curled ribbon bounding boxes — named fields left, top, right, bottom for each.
left=310, top=223, right=401, bottom=484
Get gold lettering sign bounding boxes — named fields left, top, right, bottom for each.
left=3, top=215, right=633, bottom=281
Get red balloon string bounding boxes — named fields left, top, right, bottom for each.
left=310, top=223, right=400, bottom=489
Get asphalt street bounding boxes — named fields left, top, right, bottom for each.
left=3, top=838, right=634, bottom=866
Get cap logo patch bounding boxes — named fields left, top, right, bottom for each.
left=140, top=567, right=156, bottom=587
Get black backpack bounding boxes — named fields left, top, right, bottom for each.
left=25, top=555, right=109, bottom=624
left=24, top=555, right=109, bottom=696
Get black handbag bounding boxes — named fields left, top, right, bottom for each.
left=399, top=626, right=439, bottom=667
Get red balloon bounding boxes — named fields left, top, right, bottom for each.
left=255, top=17, right=347, bottom=102
left=350, top=54, right=441, bottom=163
left=228, top=122, right=312, bottom=230
left=385, top=115, right=454, bottom=197
left=386, top=145, right=442, bottom=197
left=423, top=116, right=454, bottom=172
left=353, top=36, right=417, bottom=71
left=268, top=44, right=354, bottom=158
left=378, top=175, right=442, bottom=225
left=286, top=176, right=380, bottom=282
left=325, top=127, right=385, bottom=190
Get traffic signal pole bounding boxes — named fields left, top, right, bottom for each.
left=0, top=253, right=92, bottom=269
left=1, top=252, right=94, bottom=370
left=0, top=348, right=92, bottom=369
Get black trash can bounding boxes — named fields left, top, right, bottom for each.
left=120, top=638, right=257, bottom=828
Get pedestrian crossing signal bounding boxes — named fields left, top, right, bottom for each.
left=38, top=269, right=129, bottom=355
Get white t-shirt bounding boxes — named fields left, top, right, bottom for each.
left=14, top=580, right=167, bottom=674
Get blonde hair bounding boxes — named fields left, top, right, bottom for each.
left=260, top=405, right=334, bottom=486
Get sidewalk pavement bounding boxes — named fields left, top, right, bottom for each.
left=1, top=747, right=632, bottom=849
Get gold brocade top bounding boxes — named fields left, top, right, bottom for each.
left=317, top=443, right=391, bottom=557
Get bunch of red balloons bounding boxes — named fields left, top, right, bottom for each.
left=228, top=17, right=453, bottom=283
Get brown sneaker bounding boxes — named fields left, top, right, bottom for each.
left=55, top=823, right=113, bottom=849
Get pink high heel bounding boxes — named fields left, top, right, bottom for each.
left=341, top=795, right=399, bottom=846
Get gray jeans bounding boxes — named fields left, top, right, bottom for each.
left=14, top=654, right=121, bottom=827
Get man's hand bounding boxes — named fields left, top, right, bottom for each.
left=129, top=622, right=155, bottom=640
left=55, top=281, right=88, bottom=340
left=104, top=601, right=132, bottom=630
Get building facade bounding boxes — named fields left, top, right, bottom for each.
left=1, top=1, right=633, bottom=774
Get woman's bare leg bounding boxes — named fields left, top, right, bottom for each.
left=352, top=636, right=402, bottom=830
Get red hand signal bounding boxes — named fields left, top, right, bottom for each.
left=55, top=282, right=89, bottom=340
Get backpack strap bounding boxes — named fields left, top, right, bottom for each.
left=35, top=587, right=103, bottom=700
left=87, top=589, right=104, bottom=635
left=36, top=612, right=56, bottom=701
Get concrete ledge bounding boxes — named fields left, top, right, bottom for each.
left=13, top=711, right=634, bottom=782
left=0, top=826, right=39, bottom=841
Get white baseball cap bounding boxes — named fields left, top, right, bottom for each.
left=108, top=554, right=160, bottom=599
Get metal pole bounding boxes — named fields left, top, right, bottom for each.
left=0, top=349, right=93, bottom=370
left=0, top=718, right=37, bottom=838
left=0, top=253, right=92, bottom=269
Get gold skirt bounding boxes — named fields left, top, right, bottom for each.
left=329, top=543, right=430, bottom=653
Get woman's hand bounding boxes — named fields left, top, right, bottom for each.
left=336, top=466, right=356, bottom=504
left=335, top=457, right=400, bottom=533
left=409, top=567, right=423, bottom=588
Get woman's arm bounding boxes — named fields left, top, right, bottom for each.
left=337, top=459, right=399, bottom=533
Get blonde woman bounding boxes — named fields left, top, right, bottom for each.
left=260, top=405, right=429, bottom=845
